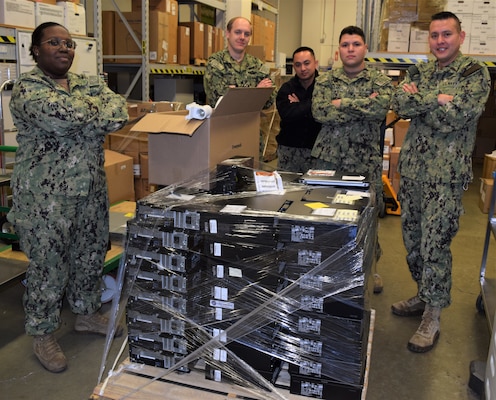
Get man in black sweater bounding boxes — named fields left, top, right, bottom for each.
left=276, top=46, right=321, bottom=173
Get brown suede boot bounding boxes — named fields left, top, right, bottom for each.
left=74, top=313, right=123, bottom=337
left=33, top=333, right=67, bottom=373
left=391, top=295, right=425, bottom=317
left=407, top=304, right=441, bottom=353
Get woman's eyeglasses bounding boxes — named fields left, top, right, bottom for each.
left=40, top=38, right=77, bottom=50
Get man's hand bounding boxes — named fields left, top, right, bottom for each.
left=402, top=82, right=419, bottom=94
left=437, top=94, right=454, bottom=106
left=288, top=93, right=300, bottom=103
left=257, top=78, right=273, bottom=88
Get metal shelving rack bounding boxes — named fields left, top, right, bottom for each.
left=92, top=0, right=279, bottom=101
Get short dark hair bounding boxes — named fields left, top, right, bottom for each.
left=30, top=22, right=67, bottom=61
left=339, top=26, right=366, bottom=43
left=292, top=46, right=315, bottom=59
left=431, top=11, right=462, bottom=32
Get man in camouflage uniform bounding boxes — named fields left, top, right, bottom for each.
left=390, top=11, right=490, bottom=353
left=276, top=46, right=321, bottom=173
left=8, top=22, right=128, bottom=372
left=203, top=16, right=275, bottom=109
left=311, top=26, right=393, bottom=210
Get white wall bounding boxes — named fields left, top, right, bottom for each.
left=277, top=0, right=303, bottom=57
left=302, top=0, right=358, bottom=69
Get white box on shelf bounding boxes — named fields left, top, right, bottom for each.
left=470, top=14, right=496, bottom=38
left=0, top=0, right=35, bottom=29
left=409, top=28, right=429, bottom=53
left=444, top=0, right=475, bottom=15
left=473, top=0, right=496, bottom=16
left=56, top=2, right=86, bottom=36
left=469, top=36, right=496, bottom=54
left=35, top=2, right=64, bottom=26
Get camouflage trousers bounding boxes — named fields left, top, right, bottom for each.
left=398, top=177, right=464, bottom=308
left=277, top=145, right=314, bottom=174
left=7, top=188, right=109, bottom=336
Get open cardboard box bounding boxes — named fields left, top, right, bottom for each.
left=130, top=87, right=274, bottom=186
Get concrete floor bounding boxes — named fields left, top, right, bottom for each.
left=0, top=165, right=492, bottom=400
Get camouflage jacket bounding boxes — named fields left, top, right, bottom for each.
left=391, top=53, right=490, bottom=184
left=204, top=49, right=275, bottom=108
left=311, top=67, right=393, bottom=174
left=9, top=66, right=128, bottom=197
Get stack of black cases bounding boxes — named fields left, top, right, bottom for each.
left=123, top=166, right=377, bottom=400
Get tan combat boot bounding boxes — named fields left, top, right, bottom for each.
left=74, top=313, right=123, bottom=337
left=407, top=304, right=441, bottom=353
left=391, top=295, right=425, bottom=317
left=33, top=333, right=67, bottom=373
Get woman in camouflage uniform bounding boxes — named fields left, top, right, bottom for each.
left=8, top=22, right=128, bottom=372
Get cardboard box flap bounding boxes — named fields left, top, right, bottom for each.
left=130, top=111, right=204, bottom=135
left=213, top=87, right=274, bottom=116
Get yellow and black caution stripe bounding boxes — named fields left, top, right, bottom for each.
left=150, top=67, right=204, bottom=75
left=366, top=57, right=496, bottom=69
left=366, top=56, right=427, bottom=65
left=0, top=36, right=15, bottom=44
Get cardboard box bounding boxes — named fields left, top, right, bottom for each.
left=479, top=178, right=494, bottom=213
left=115, top=11, right=171, bottom=63
left=132, top=0, right=168, bottom=12
left=130, top=87, right=274, bottom=186
left=177, top=25, right=190, bottom=65
left=483, top=152, right=496, bottom=179
left=28, top=0, right=57, bottom=4
left=104, top=149, right=135, bottom=205
left=35, top=2, right=64, bottom=25
left=102, top=11, right=115, bottom=61
left=393, top=119, right=410, bottom=148
left=179, top=22, right=204, bottom=60
left=56, top=2, right=86, bottom=36
left=0, top=0, right=35, bottom=29
left=389, top=146, right=401, bottom=181
left=215, top=27, right=224, bottom=52
left=204, top=24, right=214, bottom=59
left=246, top=45, right=266, bottom=61
left=140, top=153, right=149, bottom=180
left=409, top=27, right=429, bottom=53
left=109, top=130, right=149, bottom=175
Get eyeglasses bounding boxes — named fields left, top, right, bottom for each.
left=40, top=38, right=77, bottom=50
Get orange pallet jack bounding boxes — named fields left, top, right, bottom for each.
left=382, top=175, right=401, bottom=216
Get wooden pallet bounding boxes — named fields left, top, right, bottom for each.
left=91, top=311, right=374, bottom=400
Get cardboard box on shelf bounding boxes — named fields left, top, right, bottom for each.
left=130, top=87, right=274, bottom=186
left=115, top=11, right=172, bottom=63
left=246, top=45, right=265, bottom=61
left=131, top=0, right=169, bottom=12
left=479, top=178, right=494, bottom=213
left=102, top=11, right=115, bottom=62
left=204, top=24, right=214, bottom=59
left=179, top=21, right=205, bottom=60
left=104, top=150, right=135, bottom=205
left=28, top=0, right=57, bottom=5
left=177, top=25, right=190, bottom=65
left=56, top=2, right=86, bottom=36
left=0, top=0, right=36, bottom=29
left=215, top=27, right=224, bottom=52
